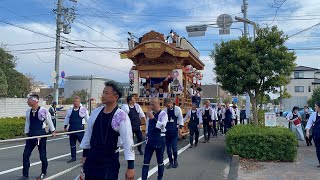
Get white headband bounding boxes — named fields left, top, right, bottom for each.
left=28, top=97, right=39, bottom=103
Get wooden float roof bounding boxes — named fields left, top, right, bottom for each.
left=119, top=30, right=205, bottom=70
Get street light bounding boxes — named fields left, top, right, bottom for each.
left=235, top=16, right=256, bottom=40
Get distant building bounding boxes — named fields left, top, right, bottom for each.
left=200, top=84, right=229, bottom=103
left=30, top=84, right=48, bottom=93
left=284, top=66, right=320, bottom=110
left=64, top=76, right=110, bottom=104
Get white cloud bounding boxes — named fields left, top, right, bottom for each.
left=2, top=0, right=320, bottom=89
left=0, top=21, right=133, bottom=86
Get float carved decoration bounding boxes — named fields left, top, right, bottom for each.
left=144, top=42, right=165, bottom=59
left=141, top=31, right=165, bottom=42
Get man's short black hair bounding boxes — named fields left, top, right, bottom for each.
left=164, top=98, right=173, bottom=105
left=104, top=81, right=123, bottom=99
left=29, top=94, right=39, bottom=100
left=292, top=106, right=299, bottom=111
left=127, top=95, right=134, bottom=103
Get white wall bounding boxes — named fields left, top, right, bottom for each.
left=0, top=98, right=44, bottom=118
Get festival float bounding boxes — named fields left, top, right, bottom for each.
left=120, top=30, right=205, bottom=134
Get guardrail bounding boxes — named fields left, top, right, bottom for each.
left=0, top=130, right=85, bottom=143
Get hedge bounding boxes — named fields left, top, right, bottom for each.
left=226, top=125, right=297, bottom=161
left=0, top=117, right=25, bottom=139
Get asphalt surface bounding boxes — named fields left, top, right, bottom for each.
left=0, top=119, right=230, bottom=180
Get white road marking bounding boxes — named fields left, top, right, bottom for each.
left=137, top=135, right=204, bottom=180
left=0, top=150, right=83, bottom=175
left=0, top=136, right=69, bottom=151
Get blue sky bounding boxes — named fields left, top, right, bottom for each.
left=0, top=0, right=320, bottom=87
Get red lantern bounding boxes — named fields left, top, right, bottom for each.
left=185, top=65, right=193, bottom=74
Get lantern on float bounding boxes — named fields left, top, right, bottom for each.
left=185, top=65, right=193, bottom=74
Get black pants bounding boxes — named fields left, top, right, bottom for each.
left=240, top=118, right=245, bottom=124
left=210, top=120, right=217, bottom=137
left=23, top=138, right=48, bottom=177
left=224, top=120, right=232, bottom=134
left=314, top=136, right=320, bottom=164
left=133, top=130, right=143, bottom=152
left=306, top=136, right=313, bottom=146
left=189, top=128, right=199, bottom=145
left=69, top=132, right=84, bottom=159
left=233, top=119, right=238, bottom=125
left=203, top=121, right=212, bottom=141
left=52, top=118, right=57, bottom=128
left=142, top=137, right=165, bottom=180
left=219, top=119, right=224, bottom=134
left=166, top=132, right=178, bottom=163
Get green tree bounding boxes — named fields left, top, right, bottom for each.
left=0, top=68, right=8, bottom=96
left=212, top=26, right=296, bottom=125
left=0, top=47, right=31, bottom=97
left=308, top=86, right=320, bottom=108
left=64, top=89, right=89, bottom=104
left=273, top=98, right=280, bottom=105
left=6, top=70, right=31, bottom=97
left=257, top=93, right=271, bottom=106
left=223, top=96, right=232, bottom=104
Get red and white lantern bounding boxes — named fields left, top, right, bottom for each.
left=184, top=65, right=193, bottom=74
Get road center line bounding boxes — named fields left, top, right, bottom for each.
left=137, top=135, right=204, bottom=180
left=0, top=136, right=69, bottom=151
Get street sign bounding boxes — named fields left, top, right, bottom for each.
left=219, top=28, right=230, bottom=35
left=217, top=14, right=233, bottom=29
left=60, top=79, right=64, bottom=88
left=186, top=25, right=207, bottom=37
left=232, top=97, right=238, bottom=103
left=61, top=71, right=65, bottom=79
left=265, top=112, right=277, bottom=126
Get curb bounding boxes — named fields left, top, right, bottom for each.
left=228, top=155, right=239, bottom=180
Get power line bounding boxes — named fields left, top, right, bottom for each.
left=11, top=50, right=55, bottom=55
left=4, top=41, right=56, bottom=46
left=62, top=53, right=128, bottom=73
left=0, top=6, right=120, bottom=57
left=7, top=47, right=56, bottom=52
left=78, top=1, right=133, bottom=36
left=268, top=0, right=287, bottom=25
left=34, top=52, right=55, bottom=63
left=288, top=22, right=320, bottom=38
left=0, top=19, right=56, bottom=39
left=0, top=6, right=56, bottom=34
left=289, top=48, right=320, bottom=50
left=75, top=19, right=124, bottom=46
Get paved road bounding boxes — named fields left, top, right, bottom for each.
left=0, top=128, right=229, bottom=180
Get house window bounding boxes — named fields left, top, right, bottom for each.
left=294, top=72, right=304, bottom=78
left=309, top=86, right=311, bottom=92
left=295, top=86, right=304, bottom=92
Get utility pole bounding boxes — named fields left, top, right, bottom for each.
left=53, top=0, right=76, bottom=104
left=242, top=0, right=248, bottom=37
left=89, top=75, right=93, bottom=115
left=53, top=0, right=63, bottom=104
